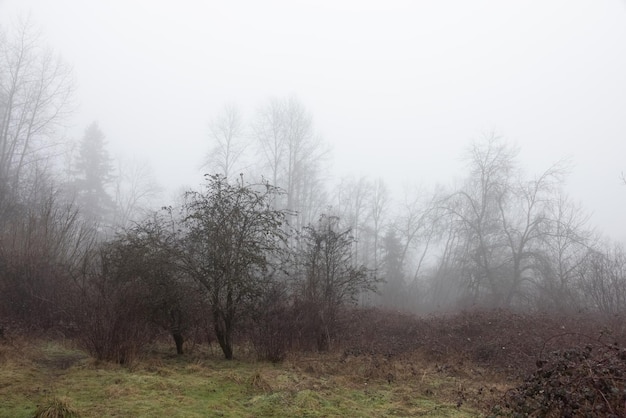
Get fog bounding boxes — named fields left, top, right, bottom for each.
left=2, top=0, right=626, bottom=241
left=6, top=5, right=626, bottom=412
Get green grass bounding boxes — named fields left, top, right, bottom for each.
left=0, top=340, right=487, bottom=417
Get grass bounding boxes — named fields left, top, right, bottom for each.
left=0, top=339, right=493, bottom=417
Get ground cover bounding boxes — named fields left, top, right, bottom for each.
left=0, top=338, right=486, bottom=417
left=3, top=309, right=624, bottom=417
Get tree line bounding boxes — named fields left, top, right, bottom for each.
left=2, top=21, right=626, bottom=363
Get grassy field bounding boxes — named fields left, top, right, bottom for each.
left=0, top=338, right=502, bottom=417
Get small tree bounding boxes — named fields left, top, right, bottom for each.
left=181, top=174, right=287, bottom=359
left=76, top=242, right=153, bottom=365
left=297, top=214, right=378, bottom=351
left=103, top=213, right=196, bottom=355
left=577, top=244, right=626, bottom=315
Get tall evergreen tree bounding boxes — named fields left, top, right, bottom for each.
left=73, top=122, right=115, bottom=225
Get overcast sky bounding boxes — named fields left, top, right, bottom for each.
left=1, top=0, right=626, bottom=241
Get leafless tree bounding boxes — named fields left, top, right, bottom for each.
left=395, top=184, right=442, bottom=282
left=0, top=182, right=95, bottom=329
left=496, top=161, right=567, bottom=307
left=180, top=174, right=287, bottom=359
left=253, top=97, right=329, bottom=229
left=114, top=157, right=162, bottom=228
left=332, top=176, right=373, bottom=264
left=203, top=104, right=247, bottom=179
left=535, top=193, right=594, bottom=311
left=297, top=214, right=377, bottom=350
left=442, top=135, right=518, bottom=306
left=577, top=243, right=626, bottom=316
left=368, top=178, right=389, bottom=271
left=0, top=19, right=73, bottom=202
left=253, top=98, right=285, bottom=190
left=441, top=134, right=573, bottom=308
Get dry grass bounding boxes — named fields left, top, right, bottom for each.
left=33, top=396, right=81, bottom=418
left=5, top=308, right=612, bottom=417
left=0, top=338, right=484, bottom=417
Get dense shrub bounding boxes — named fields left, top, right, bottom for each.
left=505, top=344, right=626, bottom=417
left=333, top=308, right=626, bottom=377
left=249, top=286, right=296, bottom=362
left=76, top=276, right=154, bottom=365
left=73, top=244, right=156, bottom=365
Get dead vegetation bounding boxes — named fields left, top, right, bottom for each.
left=333, top=308, right=626, bottom=415
left=33, top=397, right=81, bottom=418
left=2, top=307, right=626, bottom=416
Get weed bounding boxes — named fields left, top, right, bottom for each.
left=33, top=396, right=80, bottom=418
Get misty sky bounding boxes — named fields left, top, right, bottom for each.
left=1, top=0, right=626, bottom=241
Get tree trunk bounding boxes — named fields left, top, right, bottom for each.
left=213, top=310, right=233, bottom=359
left=172, top=332, right=184, bottom=355
left=170, top=308, right=185, bottom=355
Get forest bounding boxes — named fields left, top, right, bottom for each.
left=2, top=18, right=626, bottom=417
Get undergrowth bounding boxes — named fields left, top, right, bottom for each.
left=33, top=396, right=81, bottom=418
left=503, top=343, right=626, bottom=417
left=0, top=338, right=481, bottom=417
left=2, top=308, right=626, bottom=417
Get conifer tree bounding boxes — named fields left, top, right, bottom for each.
left=73, top=122, right=115, bottom=225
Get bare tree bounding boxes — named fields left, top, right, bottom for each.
left=332, top=176, right=372, bottom=264
left=253, top=97, right=329, bottom=229
left=203, top=104, right=247, bottom=179
left=98, top=213, right=198, bottom=355
left=442, top=135, right=518, bottom=306
left=114, top=157, right=162, bottom=228
left=180, top=174, right=287, bottom=359
left=441, top=135, right=572, bottom=308
left=368, top=177, right=389, bottom=271
left=0, top=19, right=73, bottom=201
left=395, top=184, right=442, bottom=282
left=253, top=98, right=285, bottom=190
left=577, top=243, right=626, bottom=315
left=536, top=193, right=594, bottom=311
left=0, top=182, right=95, bottom=329
left=297, top=214, right=377, bottom=350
